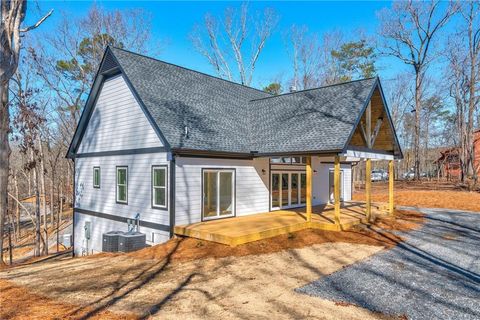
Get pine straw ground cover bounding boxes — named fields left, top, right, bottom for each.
left=353, top=181, right=480, bottom=212
left=0, top=280, right=136, bottom=320
left=0, top=210, right=422, bottom=320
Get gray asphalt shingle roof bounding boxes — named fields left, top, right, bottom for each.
left=248, top=79, right=376, bottom=154
left=111, top=47, right=377, bottom=155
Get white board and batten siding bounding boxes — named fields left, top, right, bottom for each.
left=74, top=74, right=169, bottom=256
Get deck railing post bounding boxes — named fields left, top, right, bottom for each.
left=389, top=159, right=394, bottom=215
left=306, top=155, right=312, bottom=222
left=334, top=155, right=341, bottom=224
left=366, top=158, right=372, bottom=222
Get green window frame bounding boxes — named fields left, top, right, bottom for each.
left=152, top=166, right=167, bottom=209
left=93, top=167, right=100, bottom=188
left=116, top=166, right=128, bottom=204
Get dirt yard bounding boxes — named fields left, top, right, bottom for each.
left=353, top=181, right=480, bottom=212
left=0, top=210, right=420, bottom=320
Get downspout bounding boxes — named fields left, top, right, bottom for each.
left=72, top=158, right=75, bottom=257
left=169, top=154, right=176, bottom=238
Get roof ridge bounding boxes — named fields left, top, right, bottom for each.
left=109, top=46, right=272, bottom=97
left=249, top=77, right=378, bottom=102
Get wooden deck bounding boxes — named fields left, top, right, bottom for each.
left=174, top=202, right=387, bottom=246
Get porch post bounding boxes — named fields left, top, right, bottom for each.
left=365, top=158, right=372, bottom=222
left=389, top=159, right=394, bottom=215
left=306, top=155, right=312, bottom=222
left=334, top=155, right=341, bottom=224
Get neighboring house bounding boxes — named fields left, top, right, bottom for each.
left=436, top=129, right=480, bottom=180
left=67, top=47, right=402, bottom=256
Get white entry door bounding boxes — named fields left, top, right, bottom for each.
left=271, top=171, right=306, bottom=210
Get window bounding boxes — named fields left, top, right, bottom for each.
left=152, top=166, right=167, bottom=209
left=93, top=167, right=100, bottom=188
left=202, top=169, right=235, bottom=220
left=270, top=156, right=307, bottom=165
left=270, top=157, right=282, bottom=164
left=116, top=167, right=128, bottom=204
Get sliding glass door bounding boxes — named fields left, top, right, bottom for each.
left=203, top=169, right=235, bottom=220
left=271, top=171, right=306, bottom=210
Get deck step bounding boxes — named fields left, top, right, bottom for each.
left=174, top=216, right=366, bottom=246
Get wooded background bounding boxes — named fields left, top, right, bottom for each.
left=1, top=0, right=479, bottom=264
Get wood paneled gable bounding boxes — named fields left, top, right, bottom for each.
left=347, top=85, right=401, bottom=157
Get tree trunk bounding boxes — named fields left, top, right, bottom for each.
left=37, top=136, right=48, bottom=255
left=59, top=183, right=63, bottom=225
left=30, top=149, right=41, bottom=257
left=413, top=70, right=422, bottom=180
left=28, top=170, right=31, bottom=195
left=50, top=169, right=55, bottom=231
left=14, top=172, right=19, bottom=238
left=467, top=47, right=476, bottom=179
left=35, top=175, right=41, bottom=257
left=0, top=84, right=10, bottom=265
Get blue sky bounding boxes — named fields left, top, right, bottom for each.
left=29, top=1, right=415, bottom=89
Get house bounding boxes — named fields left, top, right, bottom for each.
left=436, top=129, right=480, bottom=180
left=67, top=47, right=402, bottom=255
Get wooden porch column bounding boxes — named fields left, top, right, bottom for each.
left=365, top=158, right=372, bottom=222
left=334, top=155, right=341, bottom=224
left=389, top=160, right=394, bottom=215
left=306, top=156, right=312, bottom=222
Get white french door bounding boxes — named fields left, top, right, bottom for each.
left=271, top=171, right=306, bottom=210
left=202, top=169, right=235, bottom=220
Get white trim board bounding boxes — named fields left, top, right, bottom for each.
left=341, top=149, right=394, bottom=161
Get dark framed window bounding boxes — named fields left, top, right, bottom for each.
left=116, top=166, right=128, bottom=204
left=152, top=166, right=167, bottom=209
left=93, top=167, right=100, bottom=188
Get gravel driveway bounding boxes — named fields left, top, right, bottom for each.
left=297, top=207, right=480, bottom=320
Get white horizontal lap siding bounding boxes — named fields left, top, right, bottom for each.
left=75, top=153, right=170, bottom=226
left=312, top=156, right=324, bottom=205
left=77, top=74, right=162, bottom=153
left=314, top=161, right=352, bottom=203
left=175, top=157, right=270, bottom=225
left=341, top=164, right=352, bottom=201
left=73, top=212, right=169, bottom=256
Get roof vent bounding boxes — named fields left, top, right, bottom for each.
left=99, top=49, right=119, bottom=74
left=289, top=85, right=297, bottom=93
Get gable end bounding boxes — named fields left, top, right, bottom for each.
left=342, top=78, right=403, bottom=159
left=66, top=47, right=171, bottom=158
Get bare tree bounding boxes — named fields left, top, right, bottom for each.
left=386, top=74, right=414, bottom=131
left=317, top=31, right=347, bottom=86
left=446, top=36, right=470, bottom=182
left=29, top=4, right=155, bottom=148
left=190, top=3, right=279, bottom=86
left=443, top=1, right=480, bottom=183
left=378, top=0, right=458, bottom=180
left=460, top=1, right=480, bottom=181
left=284, top=25, right=322, bottom=90
left=0, top=0, right=51, bottom=265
